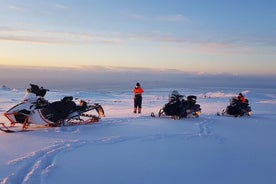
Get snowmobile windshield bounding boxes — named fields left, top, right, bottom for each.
left=21, top=92, right=37, bottom=102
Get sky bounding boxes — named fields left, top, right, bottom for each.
left=0, top=0, right=276, bottom=89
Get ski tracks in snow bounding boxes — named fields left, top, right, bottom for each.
left=197, top=116, right=227, bottom=144
left=0, top=140, right=86, bottom=184
left=97, top=116, right=227, bottom=144
left=198, top=117, right=212, bottom=137
left=0, top=116, right=227, bottom=184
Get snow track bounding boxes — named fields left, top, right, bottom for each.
left=1, top=87, right=276, bottom=184
left=197, top=116, right=227, bottom=144
left=1, top=140, right=86, bottom=184
left=0, top=116, right=218, bottom=184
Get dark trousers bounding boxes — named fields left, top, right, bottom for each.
left=134, top=95, right=142, bottom=108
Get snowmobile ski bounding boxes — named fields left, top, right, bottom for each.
left=0, top=115, right=100, bottom=133
left=0, top=123, right=32, bottom=133
left=0, top=128, right=33, bottom=133
left=217, top=109, right=252, bottom=117
left=150, top=112, right=183, bottom=120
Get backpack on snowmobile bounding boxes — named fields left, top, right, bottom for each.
left=158, top=90, right=201, bottom=119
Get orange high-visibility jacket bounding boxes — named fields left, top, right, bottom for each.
left=240, top=96, right=246, bottom=103
left=133, top=87, right=144, bottom=95
left=237, top=95, right=246, bottom=103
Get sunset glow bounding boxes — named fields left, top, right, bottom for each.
left=0, top=0, right=275, bottom=83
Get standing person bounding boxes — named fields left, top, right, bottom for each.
left=133, top=82, right=144, bottom=113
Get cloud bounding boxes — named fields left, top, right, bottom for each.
left=127, top=31, right=276, bottom=55
left=197, top=42, right=240, bottom=53
left=155, top=14, right=191, bottom=23
left=128, top=33, right=188, bottom=43
left=7, top=2, right=69, bottom=13
left=8, top=5, right=27, bottom=12
left=129, top=13, right=190, bottom=23
left=0, top=26, right=190, bottom=45
left=52, top=3, right=68, bottom=10
left=1, top=26, right=275, bottom=55
left=0, top=27, right=122, bottom=44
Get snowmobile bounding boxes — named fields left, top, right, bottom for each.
left=219, top=97, right=252, bottom=117
left=1, top=84, right=105, bottom=132
left=153, top=90, right=201, bottom=119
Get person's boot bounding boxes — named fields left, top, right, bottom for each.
left=133, top=107, right=137, bottom=113
left=138, top=108, right=141, bottom=114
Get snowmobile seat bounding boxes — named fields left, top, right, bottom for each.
left=61, top=96, right=73, bottom=102
left=49, top=100, right=77, bottom=121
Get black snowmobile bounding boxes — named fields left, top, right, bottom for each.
left=155, top=90, right=201, bottom=119
left=220, top=97, right=252, bottom=117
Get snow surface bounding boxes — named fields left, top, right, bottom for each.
left=1, top=87, right=276, bottom=184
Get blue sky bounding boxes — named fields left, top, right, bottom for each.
left=0, top=0, right=276, bottom=79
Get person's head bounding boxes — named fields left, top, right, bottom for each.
left=136, top=82, right=140, bottom=87
left=238, top=93, right=243, bottom=99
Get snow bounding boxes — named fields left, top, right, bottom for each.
left=1, top=87, right=276, bottom=184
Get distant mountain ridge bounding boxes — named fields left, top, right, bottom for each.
left=0, top=85, right=11, bottom=91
